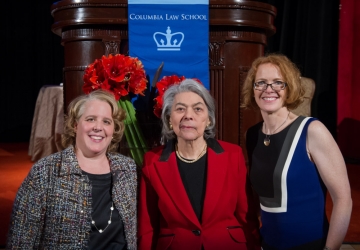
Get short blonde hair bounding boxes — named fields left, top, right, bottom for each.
left=241, top=54, right=305, bottom=110
left=62, top=90, right=126, bottom=152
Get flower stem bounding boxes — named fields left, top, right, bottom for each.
left=118, top=97, right=148, bottom=166
left=123, top=99, right=148, bottom=150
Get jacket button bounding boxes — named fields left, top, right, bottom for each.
left=192, top=230, right=201, bottom=236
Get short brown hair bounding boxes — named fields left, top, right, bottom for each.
left=62, top=89, right=126, bottom=152
left=241, top=54, right=305, bottom=110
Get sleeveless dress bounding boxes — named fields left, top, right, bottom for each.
left=246, top=116, right=328, bottom=250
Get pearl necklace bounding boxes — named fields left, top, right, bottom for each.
left=175, top=143, right=207, bottom=163
left=91, top=202, right=114, bottom=233
left=263, top=111, right=290, bottom=146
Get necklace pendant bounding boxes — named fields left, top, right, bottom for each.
left=263, top=110, right=290, bottom=147
left=264, top=137, right=270, bottom=146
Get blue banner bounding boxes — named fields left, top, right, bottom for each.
left=128, top=0, right=209, bottom=89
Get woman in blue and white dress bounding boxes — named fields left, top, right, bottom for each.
left=241, top=54, right=352, bottom=250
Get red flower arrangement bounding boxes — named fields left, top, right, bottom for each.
left=83, top=54, right=148, bottom=166
left=153, top=75, right=202, bottom=118
left=83, top=54, right=147, bottom=100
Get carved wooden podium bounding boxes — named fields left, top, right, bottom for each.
left=51, top=0, right=276, bottom=153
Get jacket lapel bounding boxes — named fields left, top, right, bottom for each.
left=155, top=152, right=201, bottom=228
left=202, top=147, right=228, bottom=222
left=108, top=154, right=137, bottom=249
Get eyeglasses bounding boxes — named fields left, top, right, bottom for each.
left=253, top=81, right=287, bottom=92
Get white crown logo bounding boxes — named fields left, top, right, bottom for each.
left=153, top=26, right=185, bottom=51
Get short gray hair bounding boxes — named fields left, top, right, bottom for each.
left=161, top=79, right=216, bottom=142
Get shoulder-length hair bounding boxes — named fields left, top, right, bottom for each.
left=62, top=89, right=126, bottom=152
left=161, top=79, right=216, bottom=142
left=241, top=53, right=305, bottom=110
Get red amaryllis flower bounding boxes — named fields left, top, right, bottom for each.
left=83, top=59, right=107, bottom=93
left=83, top=54, right=147, bottom=100
left=128, top=62, right=148, bottom=95
left=153, top=75, right=202, bottom=118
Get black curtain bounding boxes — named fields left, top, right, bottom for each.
left=0, top=0, right=339, bottom=142
left=0, top=0, right=63, bottom=142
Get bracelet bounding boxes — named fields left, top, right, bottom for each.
left=323, top=247, right=332, bottom=250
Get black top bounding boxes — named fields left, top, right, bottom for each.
left=246, top=120, right=292, bottom=198
left=83, top=171, right=127, bottom=250
left=177, top=153, right=207, bottom=223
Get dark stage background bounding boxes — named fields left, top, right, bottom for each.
left=0, top=0, right=339, bottom=143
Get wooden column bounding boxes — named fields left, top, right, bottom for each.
left=51, top=0, right=129, bottom=111
left=209, top=1, right=276, bottom=152
left=51, top=0, right=276, bottom=152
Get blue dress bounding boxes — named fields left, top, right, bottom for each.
left=246, top=116, right=328, bottom=250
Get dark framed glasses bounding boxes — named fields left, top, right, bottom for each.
left=253, top=81, right=287, bottom=92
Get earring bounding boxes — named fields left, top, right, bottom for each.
left=169, top=123, right=173, bottom=130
